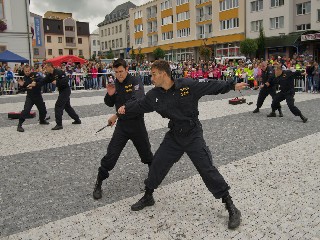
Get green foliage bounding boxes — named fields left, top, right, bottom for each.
left=130, top=46, right=136, bottom=60
left=240, top=39, right=258, bottom=57
left=106, top=48, right=114, bottom=59
left=199, top=45, right=212, bottom=61
left=153, top=47, right=166, bottom=60
left=256, top=27, right=266, bottom=59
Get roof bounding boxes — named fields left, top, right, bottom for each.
left=265, top=31, right=320, bottom=48
left=98, top=1, right=136, bottom=27
left=0, top=50, right=29, bottom=63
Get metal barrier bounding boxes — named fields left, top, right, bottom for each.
left=293, top=75, right=306, bottom=92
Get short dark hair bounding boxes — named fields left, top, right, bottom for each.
left=151, top=60, right=171, bottom=77
left=113, top=58, right=127, bottom=68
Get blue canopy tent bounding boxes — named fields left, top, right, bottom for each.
left=0, top=50, right=29, bottom=63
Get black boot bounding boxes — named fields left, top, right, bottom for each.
left=17, top=124, right=24, bottom=132
left=222, top=195, right=241, bottom=229
left=39, top=120, right=50, bottom=125
left=131, top=187, right=155, bottom=211
left=72, top=119, right=82, bottom=124
left=51, top=125, right=63, bottom=130
left=267, top=111, right=276, bottom=117
left=252, top=108, right=259, bottom=113
left=278, top=109, right=283, bottom=117
left=93, top=174, right=104, bottom=200
left=300, top=114, right=308, bottom=123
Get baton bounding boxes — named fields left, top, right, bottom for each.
left=96, top=123, right=111, bottom=133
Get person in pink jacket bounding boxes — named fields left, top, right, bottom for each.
left=91, top=65, right=98, bottom=89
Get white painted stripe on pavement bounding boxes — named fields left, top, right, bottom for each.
left=0, top=93, right=319, bottom=157
left=4, top=132, right=320, bottom=239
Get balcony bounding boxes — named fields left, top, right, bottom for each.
left=196, top=0, right=211, bottom=5
left=196, top=14, right=212, bottom=22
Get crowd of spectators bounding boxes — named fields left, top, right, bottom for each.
left=0, top=54, right=319, bottom=95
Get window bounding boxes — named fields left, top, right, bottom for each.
left=93, top=40, right=96, bottom=46
left=93, top=51, right=96, bottom=55
left=116, top=39, right=119, bottom=48
left=220, top=18, right=239, bottom=30
left=108, top=28, right=110, bottom=35
left=34, top=48, right=39, bottom=55
left=112, top=40, right=115, bottom=48
left=318, top=9, right=320, bottom=22
left=119, top=24, right=122, bottom=33
left=219, top=0, right=239, bottom=11
left=115, top=26, right=118, bottom=33
left=270, top=16, right=284, bottom=29
left=105, top=41, right=107, bottom=49
left=69, top=49, right=73, bottom=55
left=297, top=23, right=311, bottom=31
left=48, top=49, right=52, bottom=55
left=177, top=28, right=190, bottom=38
left=108, top=40, right=111, bottom=48
left=271, top=0, right=284, bottom=8
left=104, top=29, right=107, bottom=36
left=134, top=10, right=142, bottom=19
left=66, top=37, right=74, bottom=43
left=176, top=0, right=189, bottom=6
left=161, top=31, right=173, bottom=40
left=101, top=30, right=103, bottom=37
left=251, top=0, right=263, bottom=12
left=79, top=50, right=83, bottom=56
left=297, top=2, right=311, bottom=15
left=134, top=24, right=143, bottom=32
left=135, top=38, right=143, bottom=44
left=58, top=37, right=62, bottom=43
left=120, top=38, right=123, bottom=47
left=47, top=36, right=51, bottom=43
left=0, top=0, right=4, bottom=19
left=59, top=49, right=63, bottom=55
left=177, top=11, right=190, bottom=22
left=161, top=0, right=172, bottom=11
left=97, top=40, right=100, bottom=45
left=251, top=20, right=263, bottom=32
left=101, top=42, right=104, bottom=50
left=78, top=38, right=82, bottom=44
left=65, top=26, right=74, bottom=31
left=162, top=16, right=173, bottom=25
left=112, top=27, right=114, bottom=34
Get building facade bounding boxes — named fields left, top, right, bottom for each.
left=246, top=0, right=320, bottom=60
left=98, top=1, right=135, bottom=59
left=43, top=14, right=90, bottom=59
left=129, top=0, right=246, bottom=61
left=89, top=28, right=101, bottom=58
left=0, top=0, right=33, bottom=63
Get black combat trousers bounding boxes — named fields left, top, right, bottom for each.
left=271, top=90, right=302, bottom=116
left=257, top=87, right=281, bottom=110
left=19, top=95, right=47, bottom=125
left=145, top=120, right=230, bottom=199
left=55, top=87, right=80, bottom=126
left=99, top=117, right=153, bottom=179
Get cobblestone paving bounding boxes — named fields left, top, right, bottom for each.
left=0, top=89, right=319, bottom=239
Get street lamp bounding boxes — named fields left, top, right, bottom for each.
left=227, top=43, right=231, bottom=57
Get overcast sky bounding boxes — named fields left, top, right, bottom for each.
left=30, top=0, right=150, bottom=33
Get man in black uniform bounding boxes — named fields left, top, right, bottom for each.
left=93, top=59, right=153, bottom=200
left=28, top=62, right=81, bottom=130
left=118, top=60, right=247, bottom=229
left=17, top=65, right=49, bottom=132
left=253, top=61, right=282, bottom=116
left=267, top=65, right=308, bottom=122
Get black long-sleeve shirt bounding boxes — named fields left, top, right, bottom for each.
left=261, top=66, right=275, bottom=87
left=104, top=74, right=145, bottom=120
left=21, top=72, right=43, bottom=97
left=37, top=69, right=69, bottom=90
left=124, top=78, right=235, bottom=125
left=273, top=70, right=303, bottom=92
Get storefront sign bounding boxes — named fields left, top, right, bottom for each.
left=301, top=33, right=320, bottom=41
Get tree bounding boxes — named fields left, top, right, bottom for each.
left=199, top=44, right=212, bottom=61
left=106, top=48, right=114, bottom=59
left=256, top=27, right=266, bottom=59
left=240, top=39, right=258, bottom=58
left=136, top=48, right=145, bottom=63
left=90, top=53, right=96, bottom=61
left=78, top=55, right=85, bottom=59
left=130, top=46, right=136, bottom=60
left=153, top=47, right=166, bottom=60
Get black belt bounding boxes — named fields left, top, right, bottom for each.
left=168, top=119, right=199, bottom=134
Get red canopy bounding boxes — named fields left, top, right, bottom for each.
left=45, top=55, right=87, bottom=67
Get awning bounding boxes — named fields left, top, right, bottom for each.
left=265, top=32, right=302, bottom=48
left=0, top=50, right=29, bottom=63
